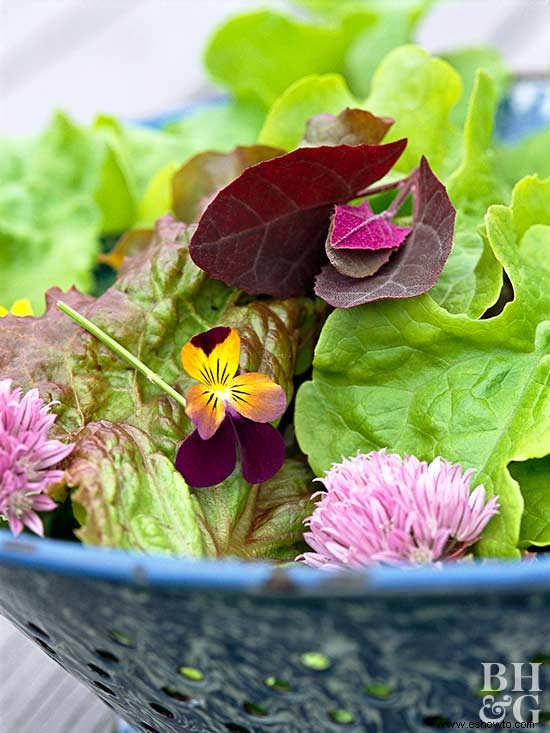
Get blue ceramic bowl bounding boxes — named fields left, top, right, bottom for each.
left=1, top=81, right=550, bottom=733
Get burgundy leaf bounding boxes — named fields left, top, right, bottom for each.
left=303, top=108, right=394, bottom=147
left=172, top=145, right=284, bottom=224
left=314, top=157, right=456, bottom=308
left=329, top=200, right=412, bottom=250
left=190, top=140, right=407, bottom=298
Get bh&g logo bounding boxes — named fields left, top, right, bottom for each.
left=479, top=663, right=542, bottom=724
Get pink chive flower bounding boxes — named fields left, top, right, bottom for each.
left=299, top=450, right=499, bottom=569
left=0, top=379, right=74, bottom=537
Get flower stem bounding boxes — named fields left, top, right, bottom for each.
left=56, top=300, right=186, bottom=409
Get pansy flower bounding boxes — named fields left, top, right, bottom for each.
left=175, top=326, right=287, bottom=488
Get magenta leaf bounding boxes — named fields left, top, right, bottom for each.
left=314, top=157, right=456, bottom=308
left=189, top=140, right=407, bottom=298
left=329, top=200, right=412, bottom=251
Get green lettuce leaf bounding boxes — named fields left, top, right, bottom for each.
left=67, top=421, right=205, bottom=554
left=295, top=176, right=550, bottom=558
left=430, top=71, right=506, bottom=317
left=0, top=112, right=104, bottom=314
left=510, top=457, right=550, bottom=549
left=494, top=127, right=550, bottom=189
left=259, top=74, right=357, bottom=150
left=204, top=10, right=373, bottom=109
left=365, top=46, right=463, bottom=176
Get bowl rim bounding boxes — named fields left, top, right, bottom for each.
left=1, top=529, right=549, bottom=597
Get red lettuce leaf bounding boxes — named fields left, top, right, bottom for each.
left=302, top=108, right=394, bottom=146
left=172, top=145, right=283, bottom=224
left=189, top=140, right=407, bottom=298
left=314, top=157, right=455, bottom=308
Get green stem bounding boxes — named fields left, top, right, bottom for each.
left=57, top=300, right=186, bottom=409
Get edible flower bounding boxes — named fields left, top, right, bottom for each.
left=299, top=450, right=500, bottom=569
left=175, top=326, right=287, bottom=487
left=0, top=299, right=33, bottom=317
left=0, top=379, right=74, bottom=537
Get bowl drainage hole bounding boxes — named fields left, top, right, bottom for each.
left=329, top=709, right=356, bottom=725
left=225, top=725, right=251, bottom=733
left=140, top=724, right=160, bottom=733
left=178, top=666, right=204, bottom=681
left=265, top=676, right=292, bottom=692
left=243, top=701, right=269, bottom=717
left=149, top=702, right=175, bottom=719
left=94, top=649, right=120, bottom=664
left=92, top=681, right=116, bottom=697
left=87, top=663, right=111, bottom=680
left=27, top=622, right=50, bottom=640
left=300, top=652, right=331, bottom=671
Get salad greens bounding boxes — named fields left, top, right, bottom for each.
left=295, top=176, right=550, bottom=559
left=1, top=0, right=549, bottom=562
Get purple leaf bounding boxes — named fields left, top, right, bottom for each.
left=329, top=200, right=412, bottom=251
left=314, top=157, right=456, bottom=308
left=189, top=140, right=407, bottom=298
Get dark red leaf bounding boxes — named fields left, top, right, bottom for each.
left=189, top=140, right=407, bottom=298
left=314, top=157, right=455, bottom=308
left=303, top=108, right=394, bottom=146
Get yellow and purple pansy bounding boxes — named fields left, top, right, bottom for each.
left=175, top=326, right=287, bottom=487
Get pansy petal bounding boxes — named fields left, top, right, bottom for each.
left=228, top=373, right=287, bottom=423
left=185, top=383, right=226, bottom=440
left=208, top=327, right=241, bottom=385
left=232, top=417, right=286, bottom=484
left=181, top=326, right=241, bottom=387
left=175, top=418, right=237, bottom=488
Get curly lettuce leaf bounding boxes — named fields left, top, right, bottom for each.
left=365, top=46, right=463, bottom=176
left=295, top=176, right=550, bottom=558
left=204, top=10, right=374, bottom=109
left=0, top=112, right=104, bottom=314
left=259, top=74, right=357, bottom=150
left=0, top=215, right=320, bottom=555
left=67, top=421, right=205, bottom=554
left=430, top=71, right=506, bottom=317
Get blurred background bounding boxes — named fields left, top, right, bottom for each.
left=1, top=0, right=549, bottom=134
left=0, top=1, right=549, bottom=732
